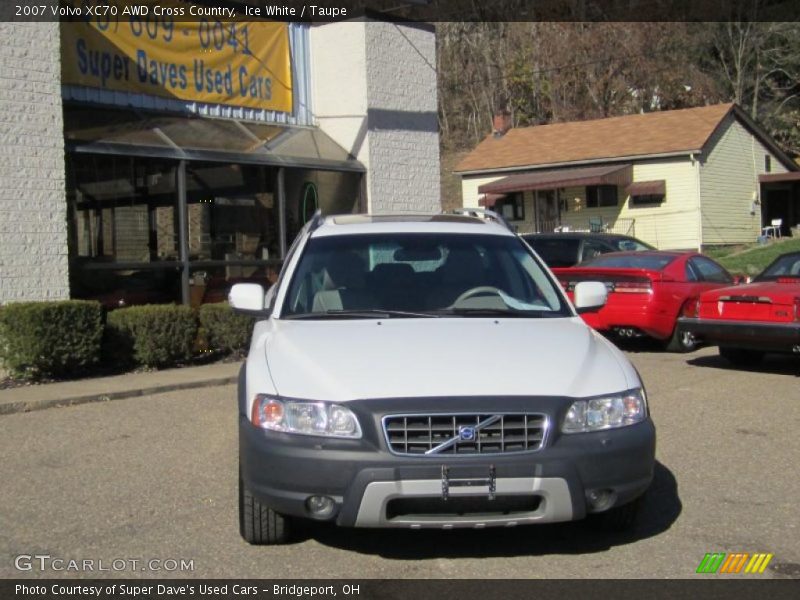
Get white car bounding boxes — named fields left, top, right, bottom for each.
left=230, top=212, right=655, bottom=544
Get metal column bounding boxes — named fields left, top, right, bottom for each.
left=277, top=167, right=287, bottom=258
left=176, top=160, right=190, bottom=305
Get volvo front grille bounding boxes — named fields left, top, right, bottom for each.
left=382, top=413, right=548, bottom=456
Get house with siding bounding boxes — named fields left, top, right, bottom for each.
left=456, top=103, right=799, bottom=250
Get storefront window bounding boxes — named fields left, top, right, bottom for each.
left=70, top=267, right=181, bottom=310
left=67, top=154, right=362, bottom=308
left=284, top=168, right=363, bottom=243
left=69, top=155, right=179, bottom=264
left=186, top=162, right=279, bottom=262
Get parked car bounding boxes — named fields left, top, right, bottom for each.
left=678, top=251, right=800, bottom=366
left=229, top=212, right=655, bottom=544
left=553, top=251, right=736, bottom=352
left=521, top=232, right=654, bottom=268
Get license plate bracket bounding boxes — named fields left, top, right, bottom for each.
left=441, top=464, right=496, bottom=501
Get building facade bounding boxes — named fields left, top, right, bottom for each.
left=0, top=14, right=439, bottom=306
left=458, top=104, right=797, bottom=250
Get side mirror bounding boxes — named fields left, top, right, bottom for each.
left=228, top=283, right=269, bottom=316
left=573, top=281, right=608, bottom=314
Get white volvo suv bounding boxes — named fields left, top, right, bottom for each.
left=230, top=212, right=655, bottom=544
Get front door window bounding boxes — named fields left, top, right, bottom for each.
left=535, top=190, right=559, bottom=233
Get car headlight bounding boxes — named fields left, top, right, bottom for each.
left=250, top=394, right=362, bottom=439
left=562, top=388, right=647, bottom=433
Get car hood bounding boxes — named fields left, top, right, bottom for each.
left=700, top=280, right=800, bottom=305
left=262, top=317, right=636, bottom=402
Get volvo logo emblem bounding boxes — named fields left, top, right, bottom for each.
left=459, top=426, right=476, bottom=441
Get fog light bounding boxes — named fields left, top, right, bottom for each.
left=306, top=495, right=335, bottom=518
left=586, top=489, right=614, bottom=512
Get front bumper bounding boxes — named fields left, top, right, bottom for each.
left=239, top=396, right=656, bottom=529
left=678, top=317, right=800, bottom=353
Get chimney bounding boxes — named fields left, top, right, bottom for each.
left=492, top=109, right=512, bottom=137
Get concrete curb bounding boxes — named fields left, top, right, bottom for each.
left=0, top=375, right=238, bottom=417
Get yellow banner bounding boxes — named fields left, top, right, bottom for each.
left=60, top=1, right=293, bottom=112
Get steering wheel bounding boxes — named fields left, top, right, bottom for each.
left=452, top=286, right=504, bottom=306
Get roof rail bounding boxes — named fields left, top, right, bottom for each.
left=307, top=209, right=325, bottom=233
left=448, top=208, right=517, bottom=233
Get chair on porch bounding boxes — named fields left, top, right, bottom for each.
left=588, top=216, right=607, bottom=233
left=762, top=218, right=782, bottom=239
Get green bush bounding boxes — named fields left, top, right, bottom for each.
left=0, top=300, right=103, bottom=380
left=198, top=303, right=254, bottom=357
left=106, top=305, right=197, bottom=368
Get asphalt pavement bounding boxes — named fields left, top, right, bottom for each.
left=1, top=346, right=798, bottom=579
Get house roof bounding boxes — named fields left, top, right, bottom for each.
left=456, top=103, right=794, bottom=174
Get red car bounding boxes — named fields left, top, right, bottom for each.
left=678, top=251, right=800, bottom=366
left=553, top=251, right=736, bottom=352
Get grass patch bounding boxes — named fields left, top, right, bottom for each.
left=702, top=245, right=748, bottom=260
left=717, top=237, right=800, bottom=276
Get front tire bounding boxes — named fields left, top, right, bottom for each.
left=719, top=347, right=764, bottom=367
left=239, top=470, right=291, bottom=545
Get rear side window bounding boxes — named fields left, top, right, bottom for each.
left=525, top=238, right=581, bottom=267
left=582, top=254, right=676, bottom=270
left=756, top=253, right=800, bottom=280
left=689, top=257, right=732, bottom=284
left=581, top=239, right=611, bottom=262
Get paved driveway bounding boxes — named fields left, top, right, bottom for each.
left=1, top=346, right=798, bottom=579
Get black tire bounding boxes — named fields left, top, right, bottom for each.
left=719, top=347, right=764, bottom=367
left=587, top=496, right=643, bottom=532
left=665, top=323, right=698, bottom=353
left=239, top=471, right=291, bottom=545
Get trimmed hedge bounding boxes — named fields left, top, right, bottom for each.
left=0, top=300, right=103, bottom=380
left=198, top=303, right=254, bottom=357
left=106, top=305, right=197, bottom=368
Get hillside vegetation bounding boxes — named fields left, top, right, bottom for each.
left=717, top=237, right=800, bottom=276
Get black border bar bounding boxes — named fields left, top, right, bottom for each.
left=3, top=0, right=799, bottom=23
left=4, top=579, right=800, bottom=600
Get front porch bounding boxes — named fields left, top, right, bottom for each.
left=477, top=164, right=640, bottom=236
left=759, top=172, right=800, bottom=238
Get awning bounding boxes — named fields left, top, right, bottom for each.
left=63, top=105, right=365, bottom=172
left=626, top=180, right=666, bottom=196
left=478, top=193, right=506, bottom=207
left=759, top=172, right=800, bottom=184
left=478, top=164, right=632, bottom=195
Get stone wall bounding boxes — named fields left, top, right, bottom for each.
left=0, top=23, right=69, bottom=303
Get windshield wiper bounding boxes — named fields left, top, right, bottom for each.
left=285, top=309, right=440, bottom=320
left=432, top=307, right=558, bottom=318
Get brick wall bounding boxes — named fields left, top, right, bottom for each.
left=365, top=22, right=440, bottom=213
left=0, top=23, right=69, bottom=303
left=311, top=21, right=441, bottom=214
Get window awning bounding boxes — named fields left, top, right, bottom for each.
left=626, top=180, right=666, bottom=196
left=759, top=172, right=800, bottom=184
left=478, top=164, right=632, bottom=195
left=478, top=193, right=507, bottom=207
left=63, top=105, right=365, bottom=172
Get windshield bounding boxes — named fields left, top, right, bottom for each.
left=524, top=238, right=580, bottom=267
left=281, top=233, right=570, bottom=318
left=581, top=253, right=676, bottom=270
left=755, top=253, right=800, bottom=281
left=613, top=238, right=653, bottom=251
